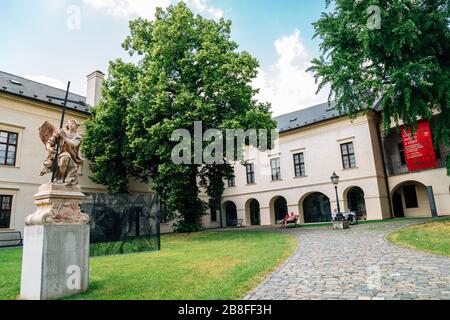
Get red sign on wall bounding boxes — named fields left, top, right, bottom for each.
left=400, top=120, right=437, bottom=172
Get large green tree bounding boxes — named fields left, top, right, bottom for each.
left=83, top=2, right=275, bottom=227
left=309, top=0, right=450, bottom=174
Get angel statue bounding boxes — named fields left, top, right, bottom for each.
left=39, top=119, right=85, bottom=186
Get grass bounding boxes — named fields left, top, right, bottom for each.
left=387, top=217, right=450, bottom=257
left=90, top=235, right=159, bottom=256
left=0, top=248, right=22, bottom=300
left=0, top=230, right=296, bottom=300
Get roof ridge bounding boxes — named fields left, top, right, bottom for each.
left=274, top=100, right=336, bottom=119
left=0, top=70, right=86, bottom=99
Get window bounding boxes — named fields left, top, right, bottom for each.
left=0, top=131, right=18, bottom=166
left=341, top=142, right=356, bottom=169
left=0, top=195, right=13, bottom=229
left=209, top=199, right=220, bottom=222
left=293, top=153, right=306, bottom=177
left=403, top=185, right=419, bottom=208
left=271, top=158, right=281, bottom=181
left=210, top=209, right=217, bottom=222
left=227, top=172, right=236, bottom=188
left=398, top=143, right=406, bottom=165
left=159, top=201, right=169, bottom=224
left=246, top=163, right=255, bottom=184
left=435, top=143, right=442, bottom=160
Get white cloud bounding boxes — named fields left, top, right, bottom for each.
left=82, top=0, right=171, bottom=19
left=185, top=0, right=223, bottom=19
left=25, top=75, right=66, bottom=90
left=83, top=0, right=223, bottom=20
left=253, top=29, right=331, bottom=117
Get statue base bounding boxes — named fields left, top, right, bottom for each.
left=332, top=220, right=350, bottom=230
left=25, top=183, right=89, bottom=226
left=20, top=183, right=90, bottom=300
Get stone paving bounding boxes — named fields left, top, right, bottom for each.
left=245, top=219, right=450, bottom=300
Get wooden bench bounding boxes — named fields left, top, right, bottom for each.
left=282, top=217, right=299, bottom=228
left=0, top=231, right=23, bottom=248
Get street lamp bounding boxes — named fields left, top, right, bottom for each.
left=330, top=172, right=341, bottom=213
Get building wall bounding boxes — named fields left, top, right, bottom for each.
left=222, top=112, right=392, bottom=225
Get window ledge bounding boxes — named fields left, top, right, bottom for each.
left=0, top=165, right=20, bottom=169
left=294, top=175, right=308, bottom=179
left=246, top=183, right=256, bottom=186
left=342, top=167, right=359, bottom=171
left=271, top=179, right=283, bottom=183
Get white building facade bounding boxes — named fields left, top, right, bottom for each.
left=220, top=104, right=450, bottom=227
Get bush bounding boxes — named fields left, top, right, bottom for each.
left=173, top=220, right=204, bottom=233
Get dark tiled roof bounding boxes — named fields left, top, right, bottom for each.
left=275, top=101, right=344, bottom=133
left=0, top=71, right=89, bottom=114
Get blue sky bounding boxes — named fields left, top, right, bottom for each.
left=0, top=0, right=332, bottom=116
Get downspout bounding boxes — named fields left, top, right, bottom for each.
left=375, top=114, right=394, bottom=219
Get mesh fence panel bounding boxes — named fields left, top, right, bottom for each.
left=81, top=193, right=161, bottom=257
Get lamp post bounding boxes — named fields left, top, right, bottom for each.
left=330, top=172, right=341, bottom=213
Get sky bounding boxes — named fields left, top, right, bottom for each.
left=0, top=0, right=332, bottom=116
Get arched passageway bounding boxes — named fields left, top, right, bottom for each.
left=346, top=187, right=367, bottom=220
left=391, top=181, right=432, bottom=218
left=246, top=199, right=261, bottom=226
left=272, top=196, right=288, bottom=224
left=302, top=193, right=331, bottom=223
left=224, top=201, right=238, bottom=227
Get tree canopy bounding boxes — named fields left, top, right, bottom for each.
left=309, top=0, right=450, bottom=174
left=82, top=2, right=276, bottom=227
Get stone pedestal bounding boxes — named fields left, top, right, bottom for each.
left=20, top=183, right=90, bottom=300
left=332, top=220, right=350, bottom=230
left=20, top=224, right=90, bottom=300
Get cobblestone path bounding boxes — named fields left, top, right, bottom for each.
left=246, top=220, right=450, bottom=300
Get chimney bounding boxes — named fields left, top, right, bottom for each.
left=86, top=70, right=105, bottom=107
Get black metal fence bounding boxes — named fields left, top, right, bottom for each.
left=81, top=193, right=161, bottom=257
left=387, top=151, right=449, bottom=176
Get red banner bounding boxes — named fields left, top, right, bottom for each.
left=401, top=120, right=437, bottom=172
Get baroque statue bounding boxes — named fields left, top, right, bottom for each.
left=39, top=119, right=85, bottom=186
left=24, top=119, right=89, bottom=226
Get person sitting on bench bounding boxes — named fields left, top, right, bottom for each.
left=281, top=212, right=298, bottom=228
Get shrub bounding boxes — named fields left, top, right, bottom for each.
left=173, top=220, right=204, bottom=233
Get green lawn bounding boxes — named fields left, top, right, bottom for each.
left=0, top=230, right=296, bottom=300
left=387, top=218, right=450, bottom=257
